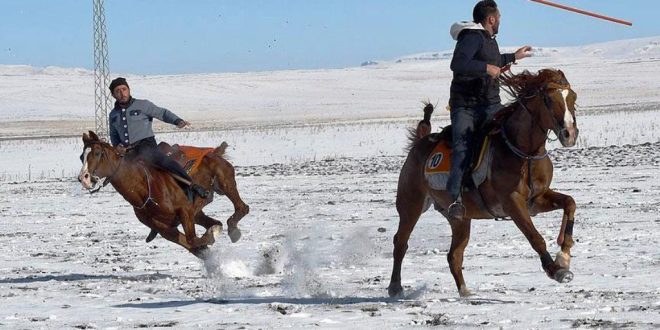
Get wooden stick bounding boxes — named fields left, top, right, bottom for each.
left=529, top=0, right=632, bottom=26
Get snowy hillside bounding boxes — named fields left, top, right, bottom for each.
left=1, top=36, right=660, bottom=138
left=1, top=37, right=659, bottom=329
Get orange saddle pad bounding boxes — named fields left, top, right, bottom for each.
left=425, top=141, right=452, bottom=174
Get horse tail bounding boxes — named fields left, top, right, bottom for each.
left=406, top=102, right=434, bottom=149
left=214, top=142, right=229, bottom=158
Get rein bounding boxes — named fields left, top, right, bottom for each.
left=135, top=165, right=159, bottom=209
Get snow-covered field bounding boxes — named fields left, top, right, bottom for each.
left=1, top=37, right=659, bottom=328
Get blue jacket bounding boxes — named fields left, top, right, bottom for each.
left=109, top=97, right=183, bottom=147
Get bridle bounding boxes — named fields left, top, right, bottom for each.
left=500, top=81, right=572, bottom=160
left=83, top=141, right=122, bottom=193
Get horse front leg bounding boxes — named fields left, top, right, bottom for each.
left=195, top=210, right=224, bottom=231
left=179, top=209, right=219, bottom=250
left=447, top=217, right=473, bottom=297
left=530, top=189, right=576, bottom=271
left=156, top=227, right=212, bottom=259
left=502, top=193, right=573, bottom=283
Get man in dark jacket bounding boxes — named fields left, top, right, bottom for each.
left=108, top=77, right=208, bottom=201
left=447, top=0, right=532, bottom=220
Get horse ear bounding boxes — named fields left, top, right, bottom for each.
left=82, top=132, right=90, bottom=144
left=89, top=131, right=100, bottom=141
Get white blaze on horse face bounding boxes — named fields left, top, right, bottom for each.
left=561, top=89, right=574, bottom=129
left=78, top=147, right=93, bottom=189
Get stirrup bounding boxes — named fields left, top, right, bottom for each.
left=447, top=200, right=466, bottom=220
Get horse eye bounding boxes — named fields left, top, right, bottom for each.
left=79, top=153, right=84, bottom=163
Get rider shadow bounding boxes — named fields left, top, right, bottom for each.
left=0, top=272, right=174, bottom=284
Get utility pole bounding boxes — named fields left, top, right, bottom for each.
left=93, top=0, right=111, bottom=139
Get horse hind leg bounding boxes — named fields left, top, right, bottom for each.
left=387, top=184, right=428, bottom=298
left=211, top=156, right=249, bottom=243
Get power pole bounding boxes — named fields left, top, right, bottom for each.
left=93, top=0, right=111, bottom=139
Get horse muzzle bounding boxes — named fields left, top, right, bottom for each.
left=78, top=170, right=103, bottom=191
left=557, top=126, right=578, bottom=147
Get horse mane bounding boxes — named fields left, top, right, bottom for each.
left=494, top=68, right=568, bottom=122
left=499, top=68, right=566, bottom=101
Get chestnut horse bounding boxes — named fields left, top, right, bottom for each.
left=78, top=131, right=249, bottom=259
left=388, top=69, right=579, bottom=297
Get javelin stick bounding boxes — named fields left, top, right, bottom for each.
left=529, top=0, right=632, bottom=26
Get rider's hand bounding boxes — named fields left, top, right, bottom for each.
left=486, top=64, right=501, bottom=79
left=515, top=45, right=533, bottom=61
left=177, top=120, right=190, bottom=129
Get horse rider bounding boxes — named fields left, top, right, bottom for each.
left=108, top=77, right=208, bottom=201
left=446, top=0, right=532, bottom=220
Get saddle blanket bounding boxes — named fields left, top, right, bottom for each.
left=424, top=136, right=493, bottom=191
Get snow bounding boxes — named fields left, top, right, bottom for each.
left=1, top=37, right=659, bottom=328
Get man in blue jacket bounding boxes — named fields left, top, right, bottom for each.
left=108, top=77, right=208, bottom=201
left=447, top=0, right=532, bottom=220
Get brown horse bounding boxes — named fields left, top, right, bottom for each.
left=78, top=131, right=249, bottom=258
left=388, top=69, right=579, bottom=297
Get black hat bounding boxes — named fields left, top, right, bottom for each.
left=109, top=77, right=129, bottom=93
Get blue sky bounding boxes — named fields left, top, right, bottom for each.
left=0, top=0, right=657, bottom=74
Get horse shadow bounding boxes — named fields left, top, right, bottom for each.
left=113, top=296, right=516, bottom=309
left=0, top=272, right=175, bottom=284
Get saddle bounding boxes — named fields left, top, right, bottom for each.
left=157, top=142, right=214, bottom=176
left=424, top=125, right=494, bottom=191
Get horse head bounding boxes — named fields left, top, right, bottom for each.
left=78, top=131, right=121, bottom=191
left=537, top=69, right=579, bottom=147
left=501, top=69, right=579, bottom=147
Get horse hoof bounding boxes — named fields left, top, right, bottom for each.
left=210, top=225, right=222, bottom=241
left=459, top=286, right=473, bottom=297
left=145, top=229, right=158, bottom=243
left=228, top=228, right=242, bottom=243
left=191, top=246, right=210, bottom=259
left=554, top=268, right=574, bottom=283
left=388, top=283, right=403, bottom=298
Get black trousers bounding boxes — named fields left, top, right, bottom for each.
left=126, top=137, right=193, bottom=184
